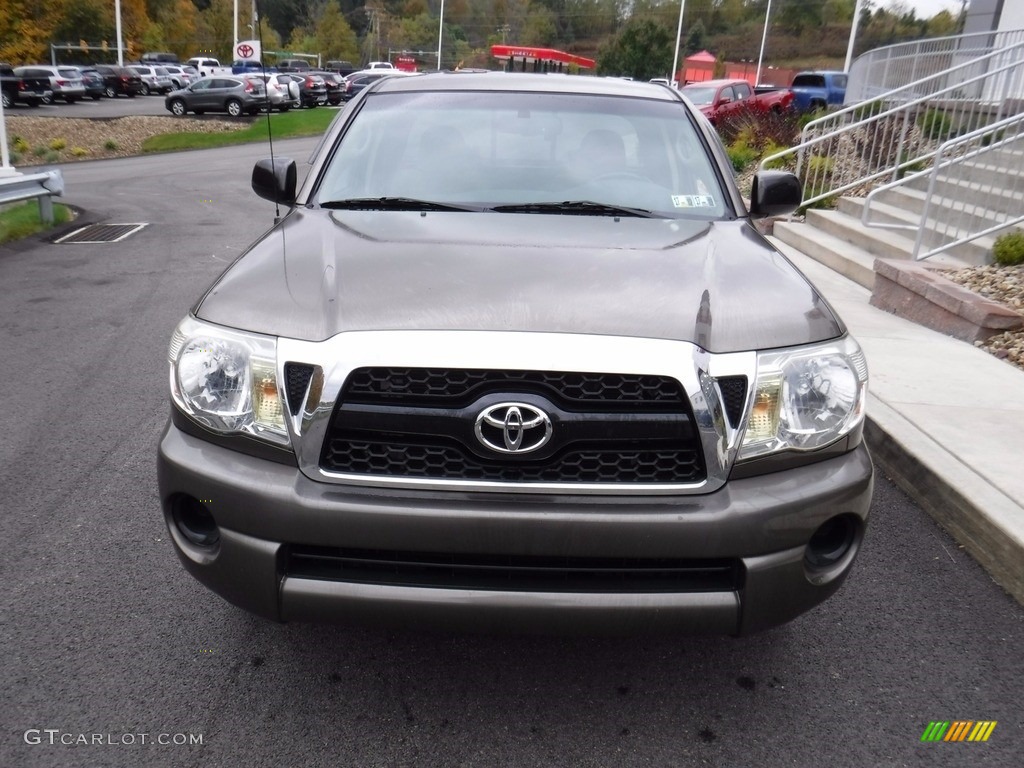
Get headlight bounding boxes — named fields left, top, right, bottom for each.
left=738, top=336, right=867, bottom=461
left=168, top=316, right=289, bottom=446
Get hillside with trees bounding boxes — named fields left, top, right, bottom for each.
left=0, top=0, right=964, bottom=75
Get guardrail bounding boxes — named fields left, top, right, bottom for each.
left=860, top=112, right=1024, bottom=261
left=0, top=169, right=65, bottom=224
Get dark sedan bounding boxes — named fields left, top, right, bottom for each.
left=285, top=73, right=328, bottom=107
left=309, top=70, right=345, bottom=105
left=92, top=65, right=144, bottom=97
left=340, top=71, right=397, bottom=102
left=77, top=68, right=106, bottom=100
left=165, top=75, right=268, bottom=117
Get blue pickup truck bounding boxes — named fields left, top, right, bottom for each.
left=790, top=70, right=847, bottom=112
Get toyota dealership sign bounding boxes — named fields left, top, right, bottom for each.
left=235, top=40, right=261, bottom=62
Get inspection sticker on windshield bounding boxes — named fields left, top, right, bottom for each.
left=672, top=194, right=715, bottom=208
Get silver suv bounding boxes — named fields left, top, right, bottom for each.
left=159, top=72, right=873, bottom=636
left=130, top=65, right=175, bottom=95
left=164, top=75, right=267, bottom=117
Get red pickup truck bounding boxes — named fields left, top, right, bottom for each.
left=680, top=79, right=794, bottom=126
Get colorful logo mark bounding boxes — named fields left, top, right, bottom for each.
left=921, top=721, right=997, bottom=742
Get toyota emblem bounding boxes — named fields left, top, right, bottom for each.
left=238, top=44, right=254, bottom=58
left=474, top=403, right=552, bottom=454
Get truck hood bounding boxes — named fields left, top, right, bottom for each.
left=195, top=209, right=843, bottom=353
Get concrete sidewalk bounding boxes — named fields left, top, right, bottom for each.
left=770, top=238, right=1024, bottom=605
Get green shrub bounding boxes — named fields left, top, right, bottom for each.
left=797, top=108, right=828, bottom=131
left=103, top=139, right=119, bottom=151
left=44, top=150, right=59, bottom=163
left=32, top=145, right=47, bottom=157
left=992, top=230, right=1024, bottom=266
left=760, top=139, right=792, bottom=170
left=12, top=135, right=29, bottom=153
left=727, top=140, right=759, bottom=172
left=851, top=99, right=886, bottom=122
left=71, top=147, right=89, bottom=157
left=919, top=109, right=955, bottom=141
left=896, top=149, right=926, bottom=179
left=49, top=138, right=67, bottom=151
left=807, top=155, right=835, bottom=176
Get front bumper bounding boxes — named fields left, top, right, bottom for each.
left=157, top=420, right=873, bottom=635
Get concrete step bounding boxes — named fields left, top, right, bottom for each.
left=955, top=157, right=1024, bottom=189
left=772, top=219, right=878, bottom=290
left=837, top=197, right=993, bottom=266
left=984, top=143, right=1024, bottom=169
left=872, top=186, right=1024, bottom=240
left=802, top=208, right=972, bottom=270
left=876, top=186, right=1003, bottom=234
left=904, top=173, right=1024, bottom=217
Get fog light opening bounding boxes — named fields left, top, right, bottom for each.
left=805, top=514, right=858, bottom=571
left=171, top=495, right=220, bottom=548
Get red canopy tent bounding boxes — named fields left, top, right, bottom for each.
left=490, top=45, right=596, bottom=73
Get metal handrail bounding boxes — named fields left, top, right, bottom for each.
left=758, top=41, right=1024, bottom=208
left=846, top=28, right=1024, bottom=102
left=860, top=112, right=1024, bottom=260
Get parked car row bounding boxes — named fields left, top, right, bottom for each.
left=0, top=62, right=205, bottom=108
left=163, top=71, right=360, bottom=117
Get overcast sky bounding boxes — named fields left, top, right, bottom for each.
left=885, top=0, right=964, bottom=19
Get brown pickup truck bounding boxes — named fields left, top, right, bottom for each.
left=0, top=63, right=51, bottom=108
left=680, top=78, right=794, bottom=126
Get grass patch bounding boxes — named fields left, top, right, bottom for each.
left=0, top=201, right=72, bottom=244
left=142, top=109, right=338, bottom=153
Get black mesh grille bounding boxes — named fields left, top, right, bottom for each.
left=284, top=363, right=314, bottom=416
left=344, top=368, right=686, bottom=410
left=286, top=546, right=744, bottom=593
left=717, top=376, right=748, bottom=428
left=321, top=368, right=705, bottom=485
left=321, top=439, right=704, bottom=483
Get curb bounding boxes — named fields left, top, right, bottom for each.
left=865, top=394, right=1024, bottom=605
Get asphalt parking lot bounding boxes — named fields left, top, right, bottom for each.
left=1, top=138, right=1021, bottom=768
left=13, top=91, right=176, bottom=119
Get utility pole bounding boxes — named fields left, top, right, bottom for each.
left=497, top=24, right=510, bottom=44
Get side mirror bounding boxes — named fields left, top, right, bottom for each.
left=251, top=158, right=296, bottom=205
left=749, top=170, right=802, bottom=219
left=717, top=96, right=732, bottom=106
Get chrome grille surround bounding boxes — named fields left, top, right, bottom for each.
left=276, top=330, right=756, bottom=495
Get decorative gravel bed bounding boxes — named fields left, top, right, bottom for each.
left=943, top=264, right=1024, bottom=371
left=4, top=115, right=245, bottom=163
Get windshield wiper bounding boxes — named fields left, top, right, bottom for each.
left=319, top=197, right=482, bottom=212
left=490, top=200, right=657, bottom=218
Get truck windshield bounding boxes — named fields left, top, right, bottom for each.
left=679, top=86, right=716, bottom=105
left=316, top=90, right=726, bottom=219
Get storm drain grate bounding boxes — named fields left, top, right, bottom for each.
left=55, top=223, right=148, bottom=244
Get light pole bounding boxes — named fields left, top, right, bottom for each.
left=670, top=0, right=686, bottom=87
left=844, top=0, right=867, bottom=72
left=115, top=0, right=123, bottom=65
left=437, top=0, right=445, bottom=71
left=755, top=0, right=773, bottom=86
